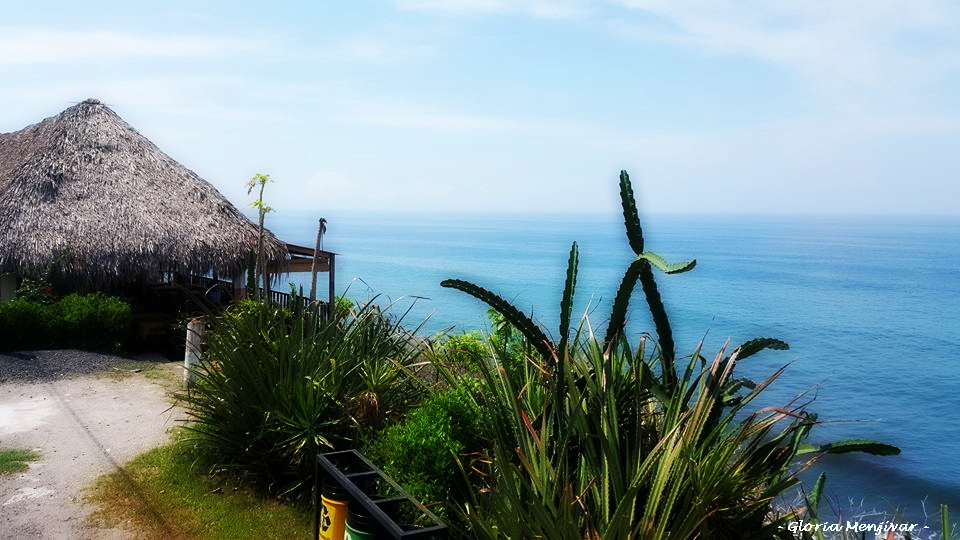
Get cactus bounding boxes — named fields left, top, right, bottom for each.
left=442, top=170, right=697, bottom=383
left=733, top=337, right=790, bottom=361
left=605, top=170, right=696, bottom=393
left=557, top=242, right=579, bottom=363
left=603, top=258, right=642, bottom=351
left=439, top=279, right=555, bottom=361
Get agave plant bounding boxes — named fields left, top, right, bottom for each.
left=440, top=170, right=899, bottom=538
left=179, top=296, right=427, bottom=498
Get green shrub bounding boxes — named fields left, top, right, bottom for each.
left=433, top=331, right=486, bottom=366
left=54, top=293, right=131, bottom=351
left=0, top=293, right=130, bottom=352
left=13, top=276, right=56, bottom=304
left=180, top=298, right=427, bottom=499
left=366, top=384, right=483, bottom=519
left=0, top=299, right=56, bottom=350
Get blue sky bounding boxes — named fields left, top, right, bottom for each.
left=2, top=1, right=958, bottom=215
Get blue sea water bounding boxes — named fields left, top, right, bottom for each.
left=268, top=210, right=960, bottom=521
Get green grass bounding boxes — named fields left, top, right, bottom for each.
left=86, top=435, right=312, bottom=540
left=0, top=448, right=39, bottom=475
left=97, top=359, right=183, bottom=395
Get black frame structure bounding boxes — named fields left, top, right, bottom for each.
left=314, top=450, right=448, bottom=539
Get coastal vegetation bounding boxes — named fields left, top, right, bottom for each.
left=177, top=296, right=427, bottom=498
left=4, top=166, right=953, bottom=537
left=169, top=170, right=921, bottom=538
left=432, top=171, right=899, bottom=538
left=0, top=274, right=130, bottom=352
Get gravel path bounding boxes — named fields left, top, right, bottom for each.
left=0, top=350, right=143, bottom=384
left=0, top=350, right=184, bottom=539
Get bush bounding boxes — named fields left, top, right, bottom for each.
left=433, top=331, right=486, bottom=366
left=54, top=293, right=131, bottom=351
left=13, top=276, right=56, bottom=304
left=366, top=384, right=483, bottom=519
left=0, top=293, right=130, bottom=352
left=180, top=298, right=427, bottom=499
left=0, top=299, right=56, bottom=350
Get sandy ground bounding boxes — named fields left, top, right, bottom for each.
left=0, top=358, right=183, bottom=539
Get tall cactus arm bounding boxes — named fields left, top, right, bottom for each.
left=733, top=338, right=790, bottom=361
left=620, top=170, right=645, bottom=255
left=797, top=439, right=901, bottom=456
left=604, top=258, right=643, bottom=350
left=638, top=260, right=678, bottom=390
left=558, top=242, right=579, bottom=361
left=440, top=279, right=555, bottom=362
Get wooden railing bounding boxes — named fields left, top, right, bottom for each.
left=258, top=288, right=314, bottom=310
left=154, top=273, right=326, bottom=313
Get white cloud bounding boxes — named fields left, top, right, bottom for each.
left=274, top=169, right=462, bottom=212
left=342, top=108, right=522, bottom=131
left=0, top=75, right=248, bottom=127
left=338, top=100, right=613, bottom=137
left=329, top=27, right=440, bottom=64
left=394, top=0, right=588, bottom=18
left=610, top=0, right=960, bottom=112
left=0, top=28, right=261, bottom=64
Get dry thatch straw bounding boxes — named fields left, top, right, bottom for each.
left=0, top=99, right=287, bottom=286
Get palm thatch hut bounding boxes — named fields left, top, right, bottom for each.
left=0, top=99, right=326, bottom=303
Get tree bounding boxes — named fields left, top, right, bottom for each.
left=246, top=173, right=273, bottom=300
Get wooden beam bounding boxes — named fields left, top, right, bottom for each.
left=267, top=259, right=329, bottom=273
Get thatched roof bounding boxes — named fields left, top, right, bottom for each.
left=0, top=99, right=287, bottom=285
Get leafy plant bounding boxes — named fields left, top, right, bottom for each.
left=179, top=298, right=427, bottom=499
left=431, top=311, right=530, bottom=382
left=433, top=330, right=487, bottom=366
left=14, top=268, right=56, bottom=304
left=0, top=299, right=55, bottom=350
left=365, top=384, right=483, bottom=520
left=943, top=504, right=956, bottom=540
left=439, top=170, right=899, bottom=538
left=0, top=292, right=130, bottom=352
left=54, top=292, right=131, bottom=351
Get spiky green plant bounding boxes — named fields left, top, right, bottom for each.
left=179, top=298, right=426, bottom=498
left=439, top=170, right=898, bottom=538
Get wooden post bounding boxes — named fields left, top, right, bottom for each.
left=310, top=218, right=327, bottom=304
left=184, top=317, right=205, bottom=388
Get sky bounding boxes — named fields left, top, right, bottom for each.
left=1, top=1, right=959, bottom=216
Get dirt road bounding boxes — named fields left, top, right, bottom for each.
left=0, top=354, right=183, bottom=539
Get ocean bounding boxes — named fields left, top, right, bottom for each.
left=268, top=210, right=960, bottom=522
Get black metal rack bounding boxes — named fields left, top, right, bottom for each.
left=314, top=450, right=448, bottom=539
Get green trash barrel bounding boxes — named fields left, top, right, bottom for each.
left=344, top=500, right=383, bottom=539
